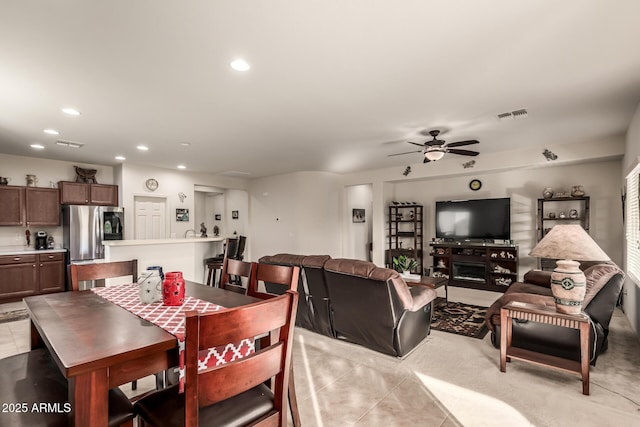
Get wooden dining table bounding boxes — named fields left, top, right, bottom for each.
left=24, top=281, right=260, bottom=427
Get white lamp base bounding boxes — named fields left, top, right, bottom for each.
left=550, top=259, right=586, bottom=315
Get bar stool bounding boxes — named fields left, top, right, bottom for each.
left=205, top=237, right=243, bottom=286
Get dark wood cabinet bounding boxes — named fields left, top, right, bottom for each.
left=387, top=204, right=424, bottom=274
left=25, top=187, right=60, bottom=226
left=59, top=181, right=118, bottom=206
left=0, top=186, right=60, bottom=226
left=37, top=252, right=65, bottom=293
left=430, top=243, right=518, bottom=292
left=0, top=254, right=38, bottom=300
left=0, top=252, right=66, bottom=302
left=0, top=186, right=25, bottom=225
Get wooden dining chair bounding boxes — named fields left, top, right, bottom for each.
left=219, top=257, right=253, bottom=294
left=248, top=262, right=302, bottom=427
left=134, top=290, right=299, bottom=427
left=0, top=348, right=135, bottom=427
left=69, top=259, right=138, bottom=291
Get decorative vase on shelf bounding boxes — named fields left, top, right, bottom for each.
left=542, top=188, right=554, bottom=199
left=571, top=185, right=585, bottom=197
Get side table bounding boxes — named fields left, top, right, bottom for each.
left=404, top=276, right=448, bottom=303
left=500, top=301, right=591, bottom=395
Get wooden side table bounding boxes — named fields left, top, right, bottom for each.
left=404, top=276, right=448, bottom=303
left=500, top=301, right=591, bottom=395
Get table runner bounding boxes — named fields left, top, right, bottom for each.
left=91, top=283, right=254, bottom=392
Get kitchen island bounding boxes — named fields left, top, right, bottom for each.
left=103, top=237, right=225, bottom=284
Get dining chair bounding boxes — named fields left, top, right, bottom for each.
left=205, top=237, right=241, bottom=286
left=69, top=259, right=138, bottom=291
left=134, top=290, right=299, bottom=427
left=248, top=262, right=302, bottom=427
left=0, top=348, right=135, bottom=426
left=219, top=257, right=253, bottom=294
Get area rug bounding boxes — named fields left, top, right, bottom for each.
left=0, top=309, right=29, bottom=324
left=431, top=298, right=489, bottom=339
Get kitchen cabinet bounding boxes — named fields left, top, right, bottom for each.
left=25, top=187, right=60, bottom=226
left=0, top=186, right=25, bottom=225
left=0, top=251, right=66, bottom=302
left=59, top=181, right=118, bottom=206
left=0, top=186, right=60, bottom=226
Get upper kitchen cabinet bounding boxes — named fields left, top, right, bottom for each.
left=0, top=186, right=60, bottom=226
left=25, top=187, right=60, bottom=226
left=0, top=186, right=25, bottom=225
left=59, top=181, right=118, bottom=206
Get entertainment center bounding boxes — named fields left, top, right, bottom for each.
left=431, top=197, right=517, bottom=291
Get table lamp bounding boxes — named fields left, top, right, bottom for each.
left=529, top=224, right=610, bottom=314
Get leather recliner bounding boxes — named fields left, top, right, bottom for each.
left=485, top=262, right=625, bottom=364
left=323, top=258, right=437, bottom=358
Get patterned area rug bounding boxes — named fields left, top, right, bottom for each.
left=0, top=309, right=29, bottom=324
left=431, top=298, right=489, bottom=339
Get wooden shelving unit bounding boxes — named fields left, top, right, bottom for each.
left=387, top=204, right=423, bottom=274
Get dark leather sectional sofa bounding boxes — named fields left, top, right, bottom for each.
left=485, top=262, right=625, bottom=364
left=258, top=254, right=437, bottom=358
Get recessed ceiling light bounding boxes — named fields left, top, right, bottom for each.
left=179, top=142, right=191, bottom=147
left=230, top=59, right=250, bottom=71
left=115, top=155, right=126, bottom=161
left=136, top=145, right=149, bottom=151
left=30, top=143, right=45, bottom=150
left=43, top=129, right=59, bottom=135
left=177, top=164, right=186, bottom=170
left=62, top=108, right=81, bottom=116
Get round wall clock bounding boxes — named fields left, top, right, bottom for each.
left=469, top=179, right=482, bottom=191
left=145, top=178, right=159, bottom=191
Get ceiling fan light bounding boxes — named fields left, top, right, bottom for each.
left=425, top=150, right=445, bottom=161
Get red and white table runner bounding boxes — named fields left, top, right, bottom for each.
left=91, top=283, right=254, bottom=392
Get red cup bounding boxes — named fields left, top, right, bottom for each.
left=162, top=271, right=185, bottom=306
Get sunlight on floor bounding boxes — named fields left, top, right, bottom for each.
left=414, top=372, right=534, bottom=427
left=298, top=335, right=324, bottom=427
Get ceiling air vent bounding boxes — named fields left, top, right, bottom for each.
left=56, top=139, right=84, bottom=148
left=497, top=108, right=528, bottom=121
left=497, top=112, right=512, bottom=121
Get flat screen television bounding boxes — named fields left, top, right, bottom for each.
left=435, top=197, right=511, bottom=241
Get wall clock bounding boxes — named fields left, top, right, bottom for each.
left=145, top=178, right=159, bottom=192
left=469, top=179, right=482, bottom=191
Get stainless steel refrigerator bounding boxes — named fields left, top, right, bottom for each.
left=62, top=205, right=124, bottom=262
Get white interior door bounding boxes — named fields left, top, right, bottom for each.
left=134, top=196, right=167, bottom=239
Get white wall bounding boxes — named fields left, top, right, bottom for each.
left=0, top=153, right=114, bottom=248
left=248, top=171, right=342, bottom=259
left=623, top=101, right=640, bottom=336
left=344, top=184, right=373, bottom=260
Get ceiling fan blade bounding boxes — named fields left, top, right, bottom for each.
left=406, top=141, right=425, bottom=147
left=446, top=139, right=479, bottom=148
left=423, top=157, right=431, bottom=163
left=447, top=148, right=479, bottom=156
left=387, top=150, right=422, bottom=157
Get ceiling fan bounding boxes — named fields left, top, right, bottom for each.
left=388, top=130, right=480, bottom=163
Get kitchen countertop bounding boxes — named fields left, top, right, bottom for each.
left=0, top=246, right=67, bottom=256
left=103, top=237, right=225, bottom=247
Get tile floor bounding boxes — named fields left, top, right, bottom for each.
left=2, top=295, right=639, bottom=427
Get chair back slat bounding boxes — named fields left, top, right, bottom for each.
left=248, top=263, right=300, bottom=300
left=219, top=258, right=252, bottom=294
left=183, top=290, right=298, bottom=427
left=197, top=343, right=283, bottom=407
left=69, top=260, right=137, bottom=291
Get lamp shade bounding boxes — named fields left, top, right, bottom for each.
left=529, top=224, right=609, bottom=261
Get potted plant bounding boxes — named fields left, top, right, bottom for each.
left=392, top=255, right=418, bottom=274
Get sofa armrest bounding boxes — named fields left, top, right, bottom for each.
left=523, top=269, right=552, bottom=288
left=407, top=286, right=437, bottom=311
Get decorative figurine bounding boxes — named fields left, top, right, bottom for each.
left=213, top=225, right=220, bottom=237
left=200, top=222, right=207, bottom=237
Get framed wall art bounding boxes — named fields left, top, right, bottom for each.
left=352, top=208, right=365, bottom=223
left=232, top=210, right=239, bottom=219
left=176, top=208, right=189, bottom=222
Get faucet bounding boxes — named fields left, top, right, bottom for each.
left=184, top=229, right=196, bottom=238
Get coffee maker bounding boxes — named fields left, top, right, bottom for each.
left=35, top=231, right=48, bottom=250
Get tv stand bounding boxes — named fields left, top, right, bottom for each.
left=430, top=241, right=518, bottom=292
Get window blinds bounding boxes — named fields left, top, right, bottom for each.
left=626, top=165, right=640, bottom=283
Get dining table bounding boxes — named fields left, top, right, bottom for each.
left=24, top=281, right=261, bottom=427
